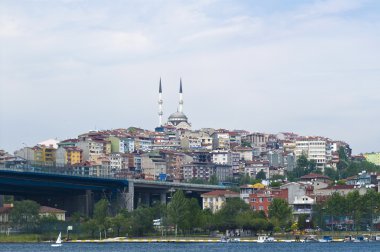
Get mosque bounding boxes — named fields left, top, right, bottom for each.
left=157, top=78, right=191, bottom=130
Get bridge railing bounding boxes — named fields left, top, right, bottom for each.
left=0, top=163, right=226, bottom=189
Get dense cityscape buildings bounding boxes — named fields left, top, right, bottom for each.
left=0, top=79, right=380, bottom=231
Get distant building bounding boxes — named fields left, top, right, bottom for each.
left=364, top=152, right=380, bottom=166
left=14, top=147, right=35, bottom=162
left=295, top=137, right=331, bottom=170
left=201, top=190, right=240, bottom=213
left=291, top=195, right=315, bottom=220
left=39, top=206, right=66, bottom=221
left=211, top=131, right=230, bottom=150
left=56, top=146, right=82, bottom=166
left=33, top=145, right=56, bottom=165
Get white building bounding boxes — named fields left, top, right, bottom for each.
left=212, top=132, right=230, bottom=150
left=211, top=150, right=230, bottom=165
left=109, top=153, right=122, bottom=173
left=77, top=139, right=104, bottom=163
left=14, top=147, right=35, bottom=161
left=295, top=137, right=331, bottom=170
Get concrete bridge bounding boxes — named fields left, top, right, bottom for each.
left=0, top=165, right=225, bottom=216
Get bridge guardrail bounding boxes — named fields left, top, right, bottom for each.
left=0, top=164, right=226, bottom=190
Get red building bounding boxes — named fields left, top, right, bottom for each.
left=249, top=188, right=288, bottom=215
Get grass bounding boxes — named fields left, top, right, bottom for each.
left=0, top=234, right=41, bottom=242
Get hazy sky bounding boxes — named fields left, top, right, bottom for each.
left=1, top=0, right=379, bottom=154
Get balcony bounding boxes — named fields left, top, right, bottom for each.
left=293, top=208, right=313, bottom=215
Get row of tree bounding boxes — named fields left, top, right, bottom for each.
left=80, top=191, right=294, bottom=238
left=313, top=190, right=380, bottom=231
left=7, top=200, right=67, bottom=236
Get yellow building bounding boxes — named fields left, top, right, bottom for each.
left=364, top=152, right=380, bottom=166
left=65, top=147, right=82, bottom=165
left=39, top=206, right=66, bottom=221
left=201, top=190, right=240, bottom=213
left=33, top=145, right=56, bottom=164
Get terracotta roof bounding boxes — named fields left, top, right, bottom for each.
left=201, top=190, right=239, bottom=197
left=39, top=206, right=66, bottom=213
left=300, top=173, right=330, bottom=180
left=319, top=185, right=355, bottom=190
left=0, top=206, right=12, bottom=214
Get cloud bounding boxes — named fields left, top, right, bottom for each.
left=0, top=0, right=380, bottom=154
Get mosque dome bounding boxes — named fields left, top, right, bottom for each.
left=168, top=111, right=188, bottom=124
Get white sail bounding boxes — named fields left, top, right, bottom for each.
left=56, top=232, right=62, bottom=244
left=51, top=232, right=63, bottom=247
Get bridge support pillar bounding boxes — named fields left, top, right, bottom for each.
left=85, top=190, right=93, bottom=216
left=160, top=192, right=167, bottom=205
left=127, top=181, right=134, bottom=212
left=144, top=193, right=150, bottom=206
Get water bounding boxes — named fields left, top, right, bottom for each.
left=1, top=242, right=380, bottom=252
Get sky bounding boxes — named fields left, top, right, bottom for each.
left=0, top=0, right=379, bottom=154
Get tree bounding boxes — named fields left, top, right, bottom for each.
left=130, top=206, right=154, bottom=236
left=110, top=213, right=130, bottom=237
left=167, top=190, right=189, bottom=236
left=199, top=208, right=215, bottom=232
left=297, top=154, right=309, bottom=170
left=256, top=170, right=266, bottom=180
left=297, top=214, right=313, bottom=230
left=215, top=198, right=249, bottom=231
left=241, top=141, right=252, bottom=148
left=81, top=219, right=98, bottom=238
left=268, top=199, right=292, bottom=229
left=185, top=198, right=202, bottom=233
left=10, top=200, right=40, bottom=232
left=209, top=175, right=219, bottom=185
left=93, top=199, right=109, bottom=237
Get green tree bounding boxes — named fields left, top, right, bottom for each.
left=110, top=213, right=130, bottom=237
left=199, top=208, right=215, bottom=232
left=209, top=175, right=219, bottom=185
left=268, top=198, right=292, bottom=229
left=297, top=154, right=309, bottom=170
left=93, top=199, right=110, bottom=237
left=130, top=206, right=154, bottom=236
left=167, top=190, right=189, bottom=236
left=81, top=219, right=98, bottom=238
left=215, top=198, right=249, bottom=231
left=10, top=200, right=40, bottom=232
left=256, top=170, right=266, bottom=180
left=185, top=198, right=202, bottom=233
left=241, top=141, right=252, bottom=148
left=297, top=214, right=313, bottom=230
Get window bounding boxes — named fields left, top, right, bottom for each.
left=259, top=206, right=264, bottom=210
left=259, top=197, right=263, bottom=202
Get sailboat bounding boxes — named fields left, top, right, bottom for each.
left=51, top=232, right=62, bottom=247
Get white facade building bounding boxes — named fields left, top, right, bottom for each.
left=295, top=138, right=331, bottom=169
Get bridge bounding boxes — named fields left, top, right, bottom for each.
left=0, top=165, right=226, bottom=216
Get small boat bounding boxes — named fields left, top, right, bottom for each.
left=303, top=235, right=319, bottom=243
left=257, top=235, right=275, bottom=243
left=344, top=236, right=353, bottom=242
left=51, top=232, right=62, bottom=247
left=353, top=236, right=368, bottom=242
left=318, top=236, right=332, bottom=243
left=220, top=236, right=230, bottom=243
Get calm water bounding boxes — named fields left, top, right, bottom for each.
left=1, top=242, right=380, bottom=252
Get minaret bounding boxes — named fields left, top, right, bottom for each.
left=179, top=78, right=183, bottom=113
left=158, top=78, right=163, bottom=126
